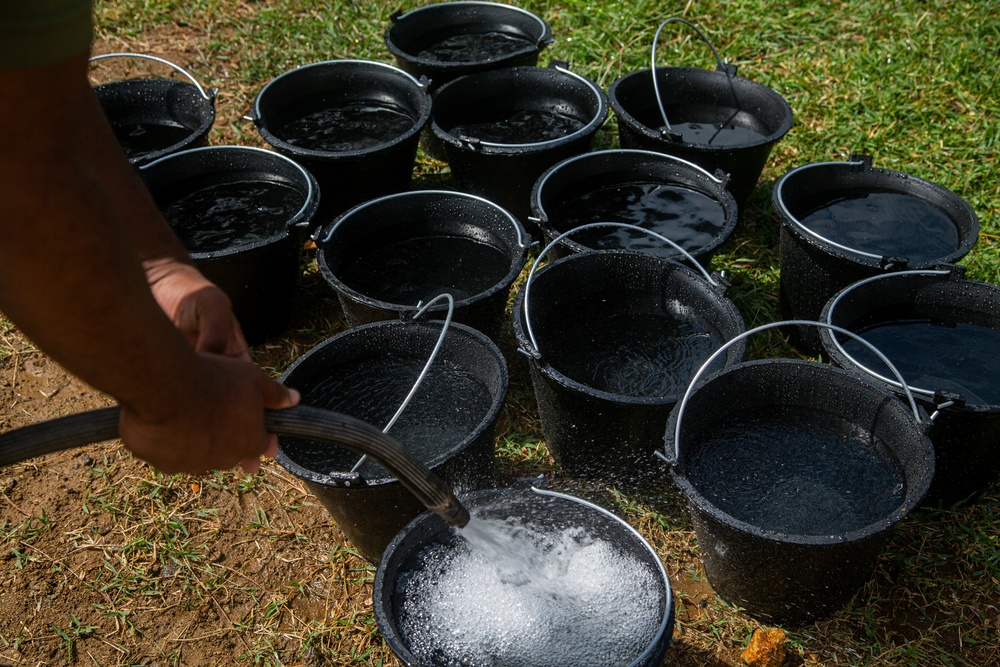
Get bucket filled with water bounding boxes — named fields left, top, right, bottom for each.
left=663, top=321, right=936, bottom=625
left=511, top=224, right=745, bottom=484
left=384, top=1, right=552, bottom=91
left=429, top=62, right=608, bottom=222
left=251, top=59, right=431, bottom=228
left=820, top=269, right=1000, bottom=506
left=91, top=53, right=216, bottom=167
left=607, top=19, right=792, bottom=212
left=374, top=486, right=675, bottom=667
left=774, top=154, right=980, bottom=352
left=530, top=149, right=738, bottom=266
left=275, top=315, right=507, bottom=563
left=140, top=145, right=319, bottom=345
left=317, top=190, right=529, bottom=346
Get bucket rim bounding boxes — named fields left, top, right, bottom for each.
left=386, top=1, right=552, bottom=67
left=373, top=485, right=674, bottom=667
left=430, top=64, right=609, bottom=152
left=773, top=158, right=980, bottom=268
left=530, top=148, right=738, bottom=257
left=316, top=189, right=529, bottom=314
left=607, top=65, right=793, bottom=149
left=668, top=357, right=935, bottom=546
left=251, top=59, right=432, bottom=160
left=512, top=249, right=746, bottom=406
left=820, top=269, right=1000, bottom=411
left=275, top=319, right=508, bottom=487
left=140, top=144, right=320, bottom=256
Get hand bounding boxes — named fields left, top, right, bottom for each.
left=144, top=258, right=250, bottom=362
left=118, top=353, right=300, bottom=475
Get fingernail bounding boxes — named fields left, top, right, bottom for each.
left=288, top=388, right=301, bottom=404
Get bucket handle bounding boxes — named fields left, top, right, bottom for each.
left=660, top=319, right=925, bottom=466
left=349, top=293, right=455, bottom=474
left=774, top=158, right=910, bottom=267
left=520, top=221, right=718, bottom=359
left=824, top=268, right=965, bottom=404
left=651, top=18, right=738, bottom=135
left=88, top=52, right=215, bottom=101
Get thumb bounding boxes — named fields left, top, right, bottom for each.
left=262, top=380, right=300, bottom=411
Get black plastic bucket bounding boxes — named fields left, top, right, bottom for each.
left=91, top=53, right=216, bottom=167
left=140, top=146, right=318, bottom=345
left=275, top=318, right=507, bottom=563
left=820, top=269, right=1000, bottom=506
left=607, top=21, right=792, bottom=212
left=511, top=226, right=745, bottom=484
left=317, top=190, right=529, bottom=346
left=529, top=149, right=738, bottom=266
left=384, top=1, right=552, bottom=91
left=374, top=486, right=675, bottom=667
left=774, top=155, right=980, bottom=352
left=251, top=60, right=431, bottom=230
left=663, top=321, right=936, bottom=625
left=429, top=63, right=609, bottom=222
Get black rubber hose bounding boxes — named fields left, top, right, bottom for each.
left=0, top=405, right=470, bottom=529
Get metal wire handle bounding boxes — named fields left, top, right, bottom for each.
left=88, top=52, right=214, bottom=100
left=520, top=221, right=718, bottom=358
left=663, top=319, right=925, bottom=465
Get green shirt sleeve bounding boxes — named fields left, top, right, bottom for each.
left=0, top=0, right=93, bottom=68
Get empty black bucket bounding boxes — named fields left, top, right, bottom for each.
left=317, top=190, right=529, bottom=346
left=512, top=225, right=746, bottom=484
left=140, top=145, right=319, bottom=345
left=529, top=148, right=738, bottom=266
left=607, top=20, right=793, bottom=212
left=276, top=317, right=507, bottom=563
left=91, top=53, right=216, bottom=167
left=429, top=62, right=609, bottom=222
left=774, top=154, right=980, bottom=352
left=374, top=486, right=675, bottom=666
left=663, top=321, right=935, bottom=625
left=820, top=268, right=1000, bottom=506
left=251, top=60, right=431, bottom=230
left=384, top=1, right=552, bottom=91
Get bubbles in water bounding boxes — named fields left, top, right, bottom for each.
left=415, top=31, right=536, bottom=63
left=112, top=121, right=192, bottom=157
left=275, top=101, right=416, bottom=152
left=661, top=121, right=766, bottom=147
left=451, top=108, right=586, bottom=144
left=396, top=513, right=664, bottom=666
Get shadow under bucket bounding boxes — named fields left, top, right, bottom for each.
left=275, top=318, right=507, bottom=563
left=429, top=63, right=608, bottom=223
left=251, top=60, right=431, bottom=231
left=91, top=53, right=216, bottom=167
left=317, top=190, right=529, bottom=346
left=530, top=149, right=739, bottom=266
left=512, top=229, right=745, bottom=485
left=664, top=322, right=936, bottom=625
left=774, top=154, right=980, bottom=353
left=140, top=145, right=319, bottom=345
left=374, top=486, right=675, bottom=667
left=820, top=269, right=1000, bottom=507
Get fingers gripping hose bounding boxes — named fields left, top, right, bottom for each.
left=0, top=405, right=470, bottom=529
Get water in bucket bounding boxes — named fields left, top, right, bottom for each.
left=111, top=121, right=192, bottom=158
left=549, top=182, right=728, bottom=256
left=162, top=181, right=304, bottom=252
left=396, top=512, right=663, bottom=666
left=798, top=191, right=960, bottom=264
left=338, top=236, right=512, bottom=304
left=274, top=100, right=416, bottom=152
left=450, top=108, right=586, bottom=144
left=415, top=31, right=537, bottom=63
left=840, top=320, right=1000, bottom=406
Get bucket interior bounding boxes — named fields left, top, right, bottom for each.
left=672, top=360, right=934, bottom=539
left=375, top=487, right=673, bottom=667
left=319, top=192, right=525, bottom=312
left=776, top=162, right=979, bottom=267
left=278, top=321, right=507, bottom=483
left=533, top=150, right=738, bottom=261
left=254, top=61, right=430, bottom=156
left=95, top=79, right=214, bottom=163
left=518, top=251, right=745, bottom=401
